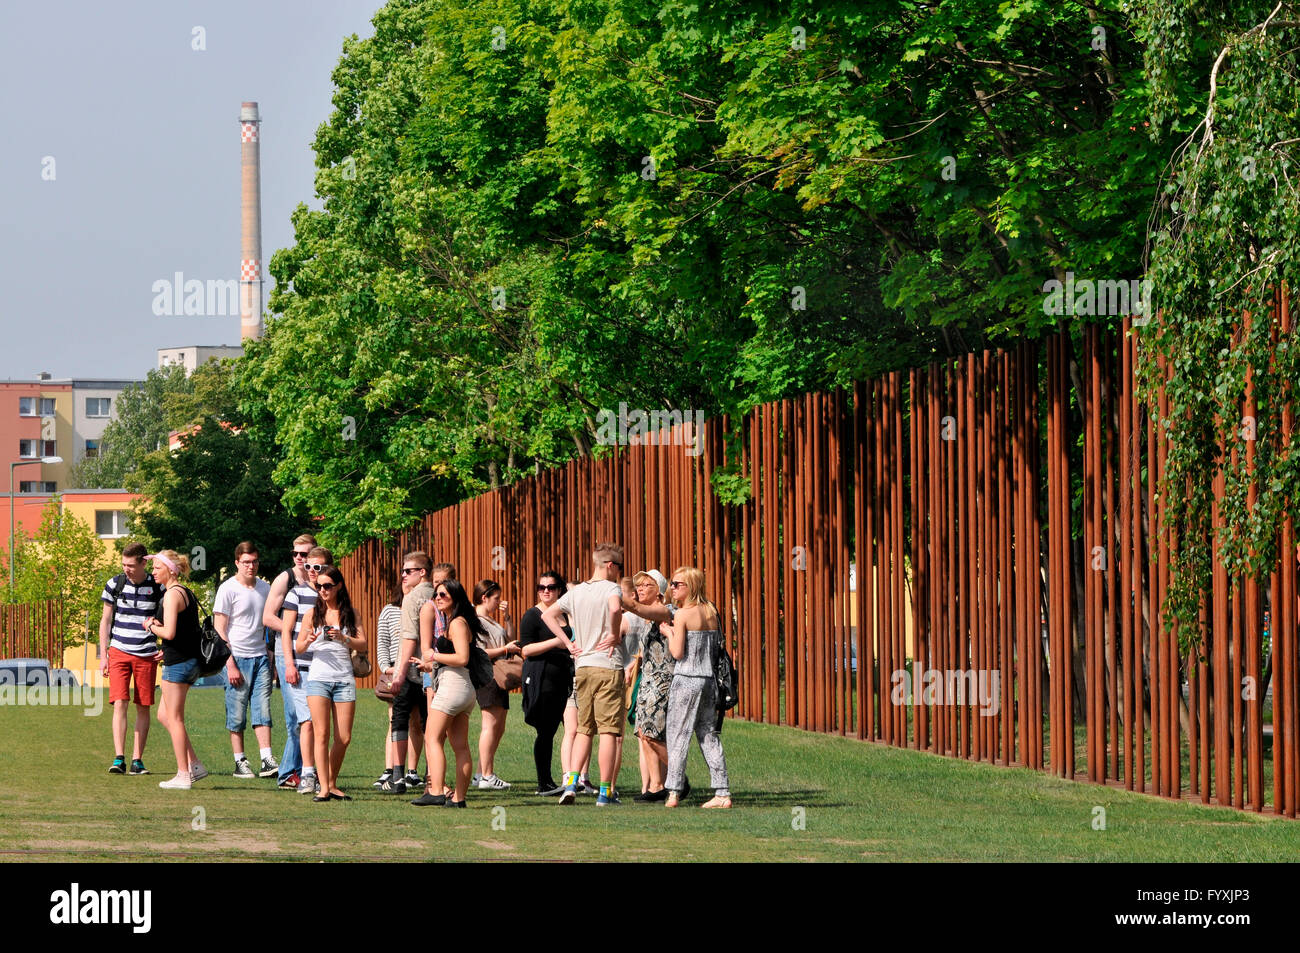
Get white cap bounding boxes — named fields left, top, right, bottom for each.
left=638, top=569, right=669, bottom=595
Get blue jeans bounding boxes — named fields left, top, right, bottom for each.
left=274, top=653, right=301, bottom=780
left=162, top=657, right=201, bottom=685
left=225, top=655, right=273, bottom=731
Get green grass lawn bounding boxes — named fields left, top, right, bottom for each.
left=2, top=687, right=1299, bottom=862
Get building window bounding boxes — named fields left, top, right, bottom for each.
left=85, top=397, right=111, bottom=417
left=96, top=510, right=130, bottom=538
left=21, top=440, right=56, bottom=458
left=18, top=398, right=55, bottom=416
left=18, top=481, right=56, bottom=493
left=84, top=439, right=100, bottom=459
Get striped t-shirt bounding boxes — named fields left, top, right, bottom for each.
left=282, top=582, right=318, bottom=674
left=102, top=574, right=164, bottom=658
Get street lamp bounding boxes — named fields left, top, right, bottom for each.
left=10, top=456, right=63, bottom=599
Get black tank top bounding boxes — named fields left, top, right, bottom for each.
left=161, top=586, right=202, bottom=665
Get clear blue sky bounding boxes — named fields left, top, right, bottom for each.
left=0, top=0, right=383, bottom=379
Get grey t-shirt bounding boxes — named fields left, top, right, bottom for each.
left=555, top=579, right=624, bottom=671
left=399, top=581, right=434, bottom=684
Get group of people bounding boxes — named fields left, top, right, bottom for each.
left=100, top=535, right=732, bottom=807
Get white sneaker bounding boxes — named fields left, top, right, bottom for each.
left=159, top=774, right=192, bottom=790
left=478, top=773, right=511, bottom=790
left=189, top=762, right=208, bottom=782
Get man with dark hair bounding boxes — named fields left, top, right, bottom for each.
left=543, top=542, right=625, bottom=806
left=262, top=532, right=316, bottom=789
left=101, top=542, right=165, bottom=775
left=215, top=541, right=275, bottom=778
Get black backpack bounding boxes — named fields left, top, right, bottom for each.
left=708, top=602, right=739, bottom=713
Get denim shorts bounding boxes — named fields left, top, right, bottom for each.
left=225, top=655, right=274, bottom=731
left=306, top=679, right=356, bottom=703
left=162, top=657, right=201, bottom=685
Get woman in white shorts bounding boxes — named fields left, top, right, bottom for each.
left=419, top=578, right=481, bottom=807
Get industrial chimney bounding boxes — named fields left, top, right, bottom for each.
left=239, top=102, right=263, bottom=341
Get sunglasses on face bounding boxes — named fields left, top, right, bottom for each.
left=669, top=581, right=685, bottom=589
left=306, top=564, right=325, bottom=572
left=435, top=590, right=451, bottom=599
left=401, top=567, right=424, bottom=576
left=537, top=583, right=558, bottom=591
left=293, top=551, right=310, bottom=559
left=317, top=582, right=336, bottom=591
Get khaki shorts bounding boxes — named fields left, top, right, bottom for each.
left=575, top=667, right=625, bottom=736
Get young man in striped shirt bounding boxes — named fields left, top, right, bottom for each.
left=279, top=546, right=331, bottom=794
left=262, top=532, right=317, bottom=789
left=100, top=543, right=165, bottom=775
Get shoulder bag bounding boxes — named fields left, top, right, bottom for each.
left=195, top=590, right=231, bottom=678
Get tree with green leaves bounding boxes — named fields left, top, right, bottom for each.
left=126, top=360, right=301, bottom=582
left=237, top=0, right=1178, bottom=552
left=67, top=363, right=191, bottom=490
left=6, top=497, right=115, bottom=646
left=1135, top=0, right=1300, bottom=649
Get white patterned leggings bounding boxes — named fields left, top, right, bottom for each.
left=665, top=674, right=730, bottom=796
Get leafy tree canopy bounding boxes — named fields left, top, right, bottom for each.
left=126, top=360, right=304, bottom=583
left=239, top=0, right=1179, bottom=552
left=1134, top=0, right=1300, bottom=647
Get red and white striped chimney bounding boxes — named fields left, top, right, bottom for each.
left=239, top=101, right=263, bottom=341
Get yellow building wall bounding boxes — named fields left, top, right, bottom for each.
left=41, top=389, right=72, bottom=489
left=60, top=496, right=129, bottom=559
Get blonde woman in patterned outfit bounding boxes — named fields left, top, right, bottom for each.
left=663, top=567, right=731, bottom=808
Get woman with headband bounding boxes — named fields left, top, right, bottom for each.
left=146, top=550, right=206, bottom=790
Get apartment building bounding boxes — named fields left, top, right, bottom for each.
left=0, top=376, right=138, bottom=496
left=157, top=344, right=243, bottom=373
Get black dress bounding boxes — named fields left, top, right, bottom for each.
left=519, top=606, right=573, bottom=727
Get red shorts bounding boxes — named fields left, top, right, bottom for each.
left=107, top=647, right=158, bottom=706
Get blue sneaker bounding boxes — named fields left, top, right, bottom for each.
left=595, top=792, right=621, bottom=806
left=558, top=782, right=577, bottom=806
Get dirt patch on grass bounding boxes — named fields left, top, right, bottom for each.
left=24, top=832, right=284, bottom=854
left=474, top=840, right=516, bottom=851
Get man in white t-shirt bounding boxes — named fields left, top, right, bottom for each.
left=543, top=542, right=624, bottom=806
left=215, top=541, right=275, bottom=778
